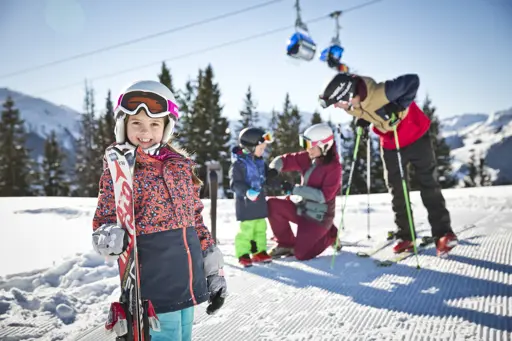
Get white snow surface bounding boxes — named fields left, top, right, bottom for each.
left=1, top=186, right=512, bottom=340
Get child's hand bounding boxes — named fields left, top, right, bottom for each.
left=206, top=275, right=227, bottom=315
left=92, top=223, right=128, bottom=257
left=246, top=189, right=260, bottom=201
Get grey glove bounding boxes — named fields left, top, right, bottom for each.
left=92, top=223, right=128, bottom=257
left=269, top=156, right=283, bottom=172
left=203, top=245, right=227, bottom=315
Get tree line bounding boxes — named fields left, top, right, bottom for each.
left=0, top=62, right=484, bottom=198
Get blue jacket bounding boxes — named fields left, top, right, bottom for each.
left=229, top=147, right=269, bottom=221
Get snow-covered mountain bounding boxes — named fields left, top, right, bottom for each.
left=0, top=88, right=82, bottom=167
left=441, top=107, right=512, bottom=185
left=1, top=88, right=510, bottom=185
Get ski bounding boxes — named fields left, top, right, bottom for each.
left=356, top=239, right=394, bottom=258
left=374, top=236, right=435, bottom=267
left=104, top=145, right=159, bottom=340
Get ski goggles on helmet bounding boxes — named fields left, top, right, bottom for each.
left=262, top=131, right=274, bottom=143
left=299, top=134, right=334, bottom=150
left=114, top=90, right=179, bottom=120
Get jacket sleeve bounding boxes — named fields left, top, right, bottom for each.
left=229, top=161, right=249, bottom=196
left=321, top=162, right=342, bottom=202
left=193, top=186, right=215, bottom=251
left=384, top=74, right=420, bottom=109
left=92, top=167, right=117, bottom=231
left=279, top=151, right=312, bottom=173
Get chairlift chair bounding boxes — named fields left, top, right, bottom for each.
left=319, top=11, right=345, bottom=70
left=286, top=0, right=316, bottom=61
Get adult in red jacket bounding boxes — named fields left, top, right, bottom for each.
left=318, top=73, right=457, bottom=256
left=267, top=123, right=341, bottom=261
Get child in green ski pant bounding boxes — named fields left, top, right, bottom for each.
left=229, top=127, right=275, bottom=267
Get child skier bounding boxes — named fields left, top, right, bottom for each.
left=91, top=80, right=227, bottom=341
left=229, top=127, right=274, bottom=267
left=318, top=72, right=458, bottom=256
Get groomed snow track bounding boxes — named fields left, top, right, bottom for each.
left=72, top=210, right=512, bottom=341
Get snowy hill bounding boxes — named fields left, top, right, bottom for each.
left=1, top=187, right=512, bottom=340
left=0, top=88, right=82, bottom=166
left=441, top=107, right=512, bottom=185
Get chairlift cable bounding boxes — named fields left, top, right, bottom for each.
left=33, top=0, right=385, bottom=96
left=0, top=0, right=285, bottom=80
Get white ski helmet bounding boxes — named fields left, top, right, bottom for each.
left=300, top=123, right=335, bottom=155
left=114, top=80, right=179, bottom=145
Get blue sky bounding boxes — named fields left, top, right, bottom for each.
left=0, top=0, right=510, bottom=124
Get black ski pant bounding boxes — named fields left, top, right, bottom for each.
left=381, top=132, right=453, bottom=241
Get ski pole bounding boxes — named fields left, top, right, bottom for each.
left=331, top=126, right=362, bottom=269
left=366, top=136, right=371, bottom=239
left=392, top=124, right=421, bottom=270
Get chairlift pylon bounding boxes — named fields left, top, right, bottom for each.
left=286, top=0, right=316, bottom=61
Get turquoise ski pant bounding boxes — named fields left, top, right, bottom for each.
left=235, top=218, right=268, bottom=258
left=150, top=306, right=194, bottom=341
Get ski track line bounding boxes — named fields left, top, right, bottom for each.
left=0, top=315, right=59, bottom=340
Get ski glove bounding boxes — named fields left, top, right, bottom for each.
left=246, top=189, right=260, bottom=201
left=92, top=223, right=128, bottom=257
left=203, top=245, right=227, bottom=315
left=355, top=119, right=370, bottom=140
left=269, top=156, right=283, bottom=172
left=355, top=118, right=371, bottom=128
left=376, top=102, right=405, bottom=126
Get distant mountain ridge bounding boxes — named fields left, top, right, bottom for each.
left=1, top=88, right=511, bottom=185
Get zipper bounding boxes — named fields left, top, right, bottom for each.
left=182, top=227, right=197, bottom=305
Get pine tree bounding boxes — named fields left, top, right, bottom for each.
left=236, top=86, right=260, bottom=137
left=41, top=131, right=69, bottom=196
left=340, top=121, right=386, bottom=195
left=74, top=83, right=101, bottom=197
left=101, top=89, right=116, bottom=147
left=464, top=150, right=477, bottom=187
left=478, top=155, right=491, bottom=186
left=0, top=96, right=34, bottom=196
left=158, top=61, right=175, bottom=93
left=341, top=119, right=367, bottom=194
left=369, top=138, right=386, bottom=193
left=270, top=94, right=302, bottom=184
left=188, top=65, right=230, bottom=196
left=158, top=62, right=184, bottom=143
left=409, top=96, right=455, bottom=189
left=311, top=110, right=323, bottom=125
left=265, top=109, right=279, bottom=159
left=175, top=78, right=199, bottom=146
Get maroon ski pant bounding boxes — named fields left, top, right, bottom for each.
left=267, top=198, right=337, bottom=261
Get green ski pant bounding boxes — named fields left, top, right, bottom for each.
left=235, top=218, right=268, bottom=258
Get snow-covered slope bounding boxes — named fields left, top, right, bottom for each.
left=442, top=107, right=512, bottom=184
left=1, top=187, right=511, bottom=340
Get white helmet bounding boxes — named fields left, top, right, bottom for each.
left=300, top=123, right=335, bottom=155
left=114, top=80, right=180, bottom=146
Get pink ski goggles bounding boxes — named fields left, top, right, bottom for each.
left=114, top=90, right=179, bottom=120
left=299, top=134, right=333, bottom=150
